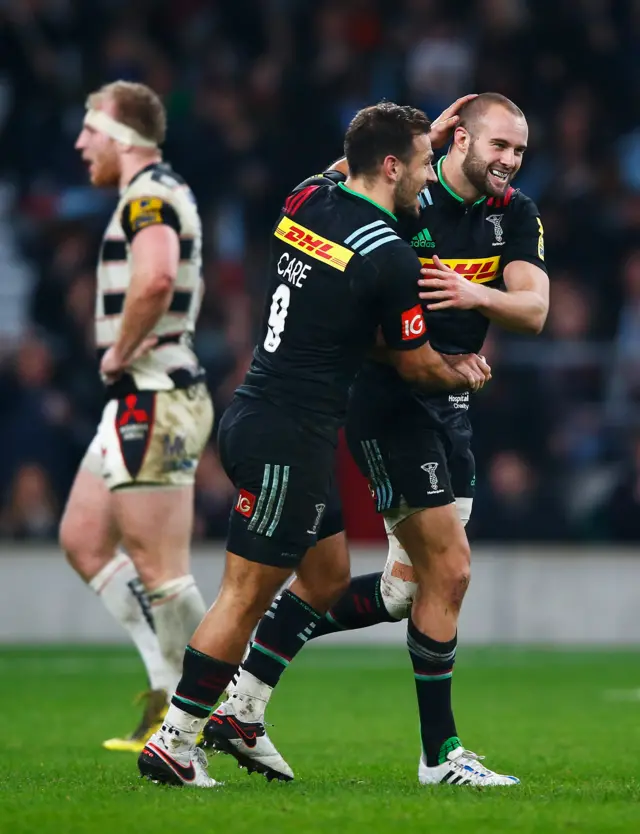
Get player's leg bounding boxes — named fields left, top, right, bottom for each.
left=393, top=505, right=518, bottom=786
left=204, top=506, right=349, bottom=779
left=139, top=396, right=339, bottom=786
left=59, top=439, right=173, bottom=750
left=371, top=436, right=476, bottom=631
left=112, top=486, right=206, bottom=679
left=104, top=385, right=213, bottom=706
left=302, top=426, right=477, bottom=636
left=231, top=483, right=349, bottom=702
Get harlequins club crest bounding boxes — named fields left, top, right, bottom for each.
left=486, top=214, right=504, bottom=244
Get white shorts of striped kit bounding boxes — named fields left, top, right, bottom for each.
left=81, top=384, right=213, bottom=490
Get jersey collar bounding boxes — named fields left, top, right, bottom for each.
left=337, top=182, right=397, bottom=222
left=122, top=160, right=164, bottom=193
left=436, top=157, right=486, bottom=207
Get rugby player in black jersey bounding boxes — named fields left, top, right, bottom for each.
left=212, top=93, right=548, bottom=787
left=137, top=101, right=491, bottom=787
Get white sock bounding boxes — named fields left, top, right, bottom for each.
left=89, top=552, right=177, bottom=695
left=149, top=575, right=207, bottom=682
left=225, top=669, right=273, bottom=722
left=161, top=703, right=207, bottom=752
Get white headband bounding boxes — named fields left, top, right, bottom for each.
left=84, top=108, right=158, bottom=148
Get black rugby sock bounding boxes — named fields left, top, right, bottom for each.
left=310, top=573, right=398, bottom=639
left=407, top=618, right=459, bottom=766
left=172, top=646, right=237, bottom=718
left=242, top=590, right=322, bottom=688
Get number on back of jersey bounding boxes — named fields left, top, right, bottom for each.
left=264, top=284, right=291, bottom=353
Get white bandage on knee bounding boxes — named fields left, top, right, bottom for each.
left=380, top=527, right=417, bottom=620
left=456, top=496, right=473, bottom=527
left=148, top=575, right=207, bottom=681
left=379, top=496, right=474, bottom=620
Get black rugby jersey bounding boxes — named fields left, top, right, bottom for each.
left=355, top=156, right=547, bottom=429
left=237, top=173, right=429, bottom=441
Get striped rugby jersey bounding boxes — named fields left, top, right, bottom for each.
left=96, top=161, right=204, bottom=396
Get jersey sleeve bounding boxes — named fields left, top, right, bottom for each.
left=121, top=195, right=181, bottom=243
left=370, top=242, right=430, bottom=351
left=502, top=193, right=547, bottom=273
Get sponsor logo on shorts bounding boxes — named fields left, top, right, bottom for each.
left=448, top=392, right=470, bottom=411
left=401, top=304, right=426, bottom=340
left=417, top=256, right=500, bottom=284
left=307, top=503, right=326, bottom=535
left=161, top=434, right=194, bottom=473
left=421, top=461, right=445, bottom=495
left=115, top=393, right=154, bottom=479
left=235, top=489, right=256, bottom=518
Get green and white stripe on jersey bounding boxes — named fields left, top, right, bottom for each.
left=344, top=220, right=399, bottom=255
left=248, top=464, right=291, bottom=536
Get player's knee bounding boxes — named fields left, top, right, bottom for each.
left=59, top=513, right=110, bottom=580
left=219, top=564, right=285, bottom=622
left=299, top=571, right=350, bottom=613
left=59, top=511, right=87, bottom=569
left=432, top=545, right=471, bottom=613
left=380, top=534, right=416, bottom=620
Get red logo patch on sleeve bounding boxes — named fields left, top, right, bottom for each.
left=401, top=304, right=426, bottom=340
left=235, top=489, right=256, bottom=518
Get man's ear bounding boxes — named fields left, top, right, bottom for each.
left=453, top=125, right=470, bottom=153
left=382, top=154, right=400, bottom=182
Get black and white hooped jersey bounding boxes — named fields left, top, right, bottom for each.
left=96, top=161, right=204, bottom=396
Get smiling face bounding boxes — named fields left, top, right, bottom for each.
left=392, top=133, right=437, bottom=216
left=74, top=96, right=122, bottom=187
left=460, top=104, right=528, bottom=197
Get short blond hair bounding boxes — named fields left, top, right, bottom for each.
left=87, top=81, right=166, bottom=145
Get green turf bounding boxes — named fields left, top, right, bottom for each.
left=1, top=645, right=640, bottom=834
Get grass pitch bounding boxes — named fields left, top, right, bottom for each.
left=1, top=645, right=640, bottom=834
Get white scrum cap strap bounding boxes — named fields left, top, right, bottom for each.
left=84, top=109, right=157, bottom=148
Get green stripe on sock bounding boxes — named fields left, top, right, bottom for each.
left=415, top=672, right=453, bottom=682
left=173, top=693, right=214, bottom=713
left=252, top=641, right=290, bottom=666
left=326, top=612, right=347, bottom=630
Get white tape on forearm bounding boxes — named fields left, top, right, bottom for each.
left=84, top=109, right=157, bottom=148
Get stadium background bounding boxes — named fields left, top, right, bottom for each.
left=0, top=0, right=639, bottom=546
left=2, top=4, right=640, bottom=831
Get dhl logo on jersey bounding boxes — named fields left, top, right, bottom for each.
left=419, top=256, right=501, bottom=284
left=275, top=217, right=354, bottom=272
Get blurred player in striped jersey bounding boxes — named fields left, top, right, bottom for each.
left=60, top=81, right=213, bottom=751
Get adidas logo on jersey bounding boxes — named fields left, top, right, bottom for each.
left=411, top=228, right=436, bottom=248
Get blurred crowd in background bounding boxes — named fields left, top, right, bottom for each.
left=0, top=0, right=639, bottom=543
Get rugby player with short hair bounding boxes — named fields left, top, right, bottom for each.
left=208, top=93, right=548, bottom=787
left=60, top=81, right=213, bottom=751
left=137, top=101, right=491, bottom=787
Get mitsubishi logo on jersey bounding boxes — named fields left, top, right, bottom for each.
left=117, top=394, right=150, bottom=427
left=486, top=214, right=505, bottom=245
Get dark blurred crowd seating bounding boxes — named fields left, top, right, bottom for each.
left=1, top=0, right=640, bottom=543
